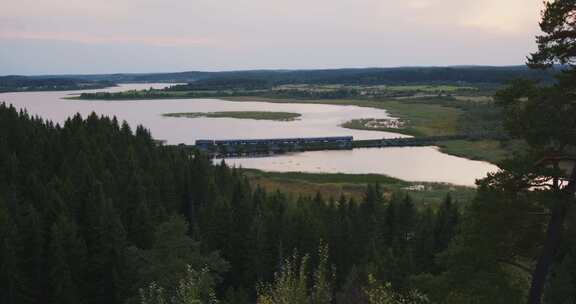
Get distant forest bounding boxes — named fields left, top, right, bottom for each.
left=7, top=66, right=560, bottom=88
left=0, top=76, right=113, bottom=93
left=154, top=66, right=558, bottom=86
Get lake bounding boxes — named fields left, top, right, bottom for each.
left=0, top=83, right=498, bottom=186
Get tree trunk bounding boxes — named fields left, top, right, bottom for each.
left=527, top=167, right=576, bottom=304
left=526, top=203, right=567, bottom=304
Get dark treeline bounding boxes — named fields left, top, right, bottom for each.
left=79, top=86, right=441, bottom=101
left=0, top=76, right=114, bottom=93
left=140, top=66, right=556, bottom=89
left=0, top=103, right=463, bottom=303
left=167, top=78, right=272, bottom=91
left=78, top=89, right=252, bottom=100
left=126, top=66, right=560, bottom=85
left=164, top=81, right=375, bottom=99
left=35, top=66, right=561, bottom=86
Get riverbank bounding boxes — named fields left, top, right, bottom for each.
left=241, top=169, right=476, bottom=207
left=436, top=139, right=525, bottom=163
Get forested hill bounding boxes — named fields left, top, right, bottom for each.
left=32, top=66, right=560, bottom=85
left=0, top=76, right=114, bottom=92
left=0, top=102, right=463, bottom=303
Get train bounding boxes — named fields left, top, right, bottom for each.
left=195, top=136, right=354, bottom=151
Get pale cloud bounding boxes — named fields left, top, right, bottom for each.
left=459, top=0, right=541, bottom=33
left=407, top=0, right=433, bottom=9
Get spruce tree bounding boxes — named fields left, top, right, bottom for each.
left=0, top=198, right=22, bottom=304
left=48, top=217, right=81, bottom=304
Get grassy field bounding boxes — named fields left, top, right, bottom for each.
left=275, top=84, right=475, bottom=93
left=436, top=139, right=526, bottom=164
left=453, top=95, right=494, bottom=102
left=377, top=84, right=475, bottom=92
left=436, top=140, right=508, bottom=163
left=162, top=111, right=301, bottom=121
left=224, top=96, right=462, bottom=137
left=242, top=169, right=476, bottom=207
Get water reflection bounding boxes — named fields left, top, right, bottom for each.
left=221, top=147, right=497, bottom=186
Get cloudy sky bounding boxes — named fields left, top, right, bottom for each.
left=0, top=0, right=544, bottom=75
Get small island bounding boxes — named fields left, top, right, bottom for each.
left=162, top=111, right=301, bottom=121
left=341, top=118, right=406, bottom=133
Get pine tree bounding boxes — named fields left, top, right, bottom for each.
left=257, top=253, right=309, bottom=304
left=133, top=215, right=228, bottom=298
left=310, top=244, right=334, bottom=304
left=412, top=207, right=436, bottom=274
left=0, top=198, right=22, bottom=304
left=434, top=194, right=459, bottom=253
left=48, top=217, right=81, bottom=304
left=15, top=203, right=46, bottom=304
left=84, top=182, right=128, bottom=304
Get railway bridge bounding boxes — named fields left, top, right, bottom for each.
left=192, top=135, right=465, bottom=158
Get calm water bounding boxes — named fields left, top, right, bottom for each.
left=221, top=148, right=495, bottom=186
left=1, top=83, right=498, bottom=185
left=1, top=84, right=403, bottom=143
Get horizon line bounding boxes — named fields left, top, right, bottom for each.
left=3, top=64, right=539, bottom=77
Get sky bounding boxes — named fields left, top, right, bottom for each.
left=0, top=0, right=545, bottom=75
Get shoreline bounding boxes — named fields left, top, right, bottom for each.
left=68, top=92, right=506, bottom=164
left=240, top=168, right=477, bottom=206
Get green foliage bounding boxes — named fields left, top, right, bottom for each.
left=363, top=275, right=430, bottom=304
left=256, top=253, right=309, bottom=304
left=140, top=282, right=168, bottom=304
left=174, top=266, right=219, bottom=304
left=495, top=79, right=576, bottom=150
left=130, top=216, right=228, bottom=300
left=139, top=266, right=219, bottom=304
left=256, top=244, right=334, bottom=304
left=528, top=0, right=576, bottom=68
left=310, top=244, right=334, bottom=304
